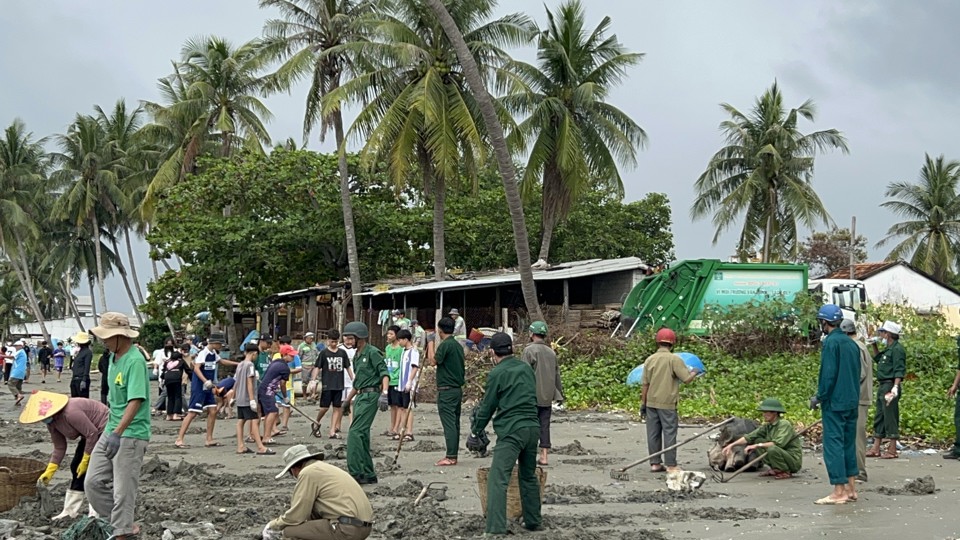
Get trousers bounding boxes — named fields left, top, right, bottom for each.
left=873, top=381, right=900, bottom=439
left=282, top=520, right=371, bottom=540
left=822, top=408, right=858, bottom=485
left=347, top=392, right=379, bottom=479
left=70, top=379, right=90, bottom=399
left=759, top=445, right=801, bottom=473
left=85, top=436, right=148, bottom=536
left=646, top=407, right=679, bottom=467
left=437, top=387, right=462, bottom=459
left=952, top=393, right=960, bottom=457
left=537, top=406, right=552, bottom=449
left=69, top=437, right=88, bottom=491
left=485, top=426, right=541, bottom=534
left=856, top=403, right=869, bottom=477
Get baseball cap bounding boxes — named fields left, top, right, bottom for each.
left=279, top=344, right=298, bottom=357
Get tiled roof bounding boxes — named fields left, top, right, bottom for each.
left=817, top=261, right=899, bottom=280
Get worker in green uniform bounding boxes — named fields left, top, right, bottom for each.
left=434, top=316, right=465, bottom=467
left=810, top=304, right=860, bottom=505
left=470, top=332, right=541, bottom=535
left=945, top=335, right=960, bottom=460
left=341, top=322, right=389, bottom=485
left=866, top=320, right=906, bottom=460
left=722, top=398, right=802, bottom=479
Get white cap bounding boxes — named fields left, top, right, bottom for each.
left=879, top=320, right=903, bottom=335
left=304, top=332, right=315, bottom=338
left=13, top=340, right=25, bottom=346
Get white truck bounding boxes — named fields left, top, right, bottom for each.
left=808, top=278, right=868, bottom=330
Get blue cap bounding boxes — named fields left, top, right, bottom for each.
left=816, top=304, right=843, bottom=323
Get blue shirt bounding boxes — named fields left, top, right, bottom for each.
left=10, top=349, right=28, bottom=380
left=258, top=360, right=290, bottom=398
left=195, top=348, right=220, bottom=382
left=216, top=377, right=236, bottom=394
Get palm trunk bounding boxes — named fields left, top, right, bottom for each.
left=762, top=187, right=777, bottom=262
left=112, top=238, right=144, bottom=325
left=63, top=275, right=86, bottom=331
left=88, top=278, right=98, bottom=323
left=537, top=162, right=567, bottom=264
left=91, top=212, right=109, bottom=311
left=430, top=165, right=446, bottom=280
left=160, top=258, right=173, bottom=272
left=1, top=231, right=51, bottom=343
left=124, top=229, right=146, bottom=306
left=333, top=110, right=363, bottom=321
left=427, top=0, right=542, bottom=321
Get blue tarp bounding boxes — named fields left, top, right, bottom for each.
left=625, top=351, right=706, bottom=386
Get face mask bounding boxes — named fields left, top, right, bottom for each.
left=42, top=417, right=54, bottom=425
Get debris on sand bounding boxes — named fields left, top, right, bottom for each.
left=649, top=506, right=779, bottom=522
left=877, top=476, right=936, bottom=496
left=544, top=484, right=605, bottom=505
left=552, top=440, right=595, bottom=456
left=0, top=423, right=47, bottom=444
left=409, top=440, right=446, bottom=453
left=616, top=490, right=720, bottom=504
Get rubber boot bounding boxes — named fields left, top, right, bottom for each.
left=52, top=490, right=85, bottom=520
left=88, top=503, right=98, bottom=518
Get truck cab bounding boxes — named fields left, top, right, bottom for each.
left=808, top=278, right=867, bottom=326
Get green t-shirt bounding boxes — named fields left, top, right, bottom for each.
left=106, top=346, right=151, bottom=441
left=385, top=344, right=403, bottom=386
left=352, top=343, right=388, bottom=390
left=255, top=351, right=271, bottom=379
left=435, top=336, right=465, bottom=388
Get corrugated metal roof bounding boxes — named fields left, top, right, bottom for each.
left=356, top=257, right=647, bottom=297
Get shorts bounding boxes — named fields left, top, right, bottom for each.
left=258, top=395, right=279, bottom=415
left=237, top=406, right=259, bottom=420
left=395, top=390, right=411, bottom=409
left=8, top=378, right=23, bottom=395
left=54, top=363, right=63, bottom=373
left=39, top=360, right=50, bottom=369
left=388, top=387, right=405, bottom=407
left=188, top=383, right=216, bottom=413
left=319, top=390, right=343, bottom=408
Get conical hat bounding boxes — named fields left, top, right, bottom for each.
left=19, top=391, right=69, bottom=424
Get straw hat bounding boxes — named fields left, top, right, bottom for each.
left=90, top=312, right=139, bottom=340
left=275, top=445, right=325, bottom=479
left=72, top=332, right=91, bottom=345
left=19, top=391, right=69, bottom=424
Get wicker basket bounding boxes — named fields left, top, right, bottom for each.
left=477, top=466, right=547, bottom=519
left=0, top=457, right=46, bottom=512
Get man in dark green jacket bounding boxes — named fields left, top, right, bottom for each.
left=722, top=398, right=802, bottom=478
left=342, top=322, right=389, bottom=485
left=867, top=320, right=906, bottom=459
left=470, top=332, right=541, bottom=535
left=810, top=304, right=861, bottom=505
left=434, top=316, right=465, bottom=467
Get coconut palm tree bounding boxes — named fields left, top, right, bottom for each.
left=52, top=114, right=124, bottom=312
left=876, top=154, right=960, bottom=281
left=503, top=0, right=646, bottom=264
left=260, top=0, right=381, bottom=319
left=691, top=82, right=849, bottom=262
left=424, top=0, right=542, bottom=320
left=0, top=119, right=52, bottom=342
left=323, top=0, right=531, bottom=279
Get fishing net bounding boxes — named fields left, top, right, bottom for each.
left=61, top=516, right=113, bottom=540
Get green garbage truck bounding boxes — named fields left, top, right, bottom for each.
left=617, top=259, right=865, bottom=336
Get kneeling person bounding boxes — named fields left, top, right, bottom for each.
left=722, top=398, right=802, bottom=479
left=263, top=444, right=373, bottom=540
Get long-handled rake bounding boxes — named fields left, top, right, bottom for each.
left=610, top=417, right=735, bottom=481
left=711, top=419, right=821, bottom=483
left=287, top=402, right=322, bottom=435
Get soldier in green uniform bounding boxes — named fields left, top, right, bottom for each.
left=434, top=316, right=465, bottom=467
left=810, top=304, right=861, bottom=505
left=341, top=322, right=389, bottom=484
left=866, top=320, right=906, bottom=460
left=945, top=335, right=960, bottom=460
left=470, top=332, right=541, bottom=535
left=722, top=398, right=802, bottom=479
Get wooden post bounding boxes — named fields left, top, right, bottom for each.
left=562, top=279, right=569, bottom=323
left=286, top=303, right=292, bottom=336
left=494, top=287, right=501, bottom=327
left=849, top=216, right=857, bottom=279
left=308, top=295, right=318, bottom=335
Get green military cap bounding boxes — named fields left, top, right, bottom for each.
left=758, top=397, right=786, bottom=413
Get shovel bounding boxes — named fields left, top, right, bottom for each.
left=711, top=419, right=821, bottom=483
left=610, top=417, right=735, bottom=481
left=414, top=481, right=447, bottom=506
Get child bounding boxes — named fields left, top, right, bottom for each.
left=384, top=325, right=403, bottom=437
left=335, top=333, right=357, bottom=434
left=311, top=329, right=354, bottom=439
left=53, top=343, right=66, bottom=383
left=395, top=329, right=420, bottom=441
left=276, top=340, right=301, bottom=433
left=213, top=377, right=236, bottom=419
left=258, top=345, right=292, bottom=445
left=236, top=343, right=273, bottom=455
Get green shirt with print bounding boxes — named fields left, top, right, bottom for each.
left=385, top=343, right=403, bottom=386
left=255, top=351, right=271, bottom=379
left=105, top=346, right=151, bottom=440
left=352, top=343, right=388, bottom=390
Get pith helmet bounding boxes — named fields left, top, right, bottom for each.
left=758, top=397, right=786, bottom=413
left=342, top=321, right=369, bottom=339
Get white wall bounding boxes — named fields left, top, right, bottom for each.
left=865, top=265, right=960, bottom=309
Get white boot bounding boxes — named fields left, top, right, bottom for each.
left=88, top=503, right=98, bottom=518
left=52, top=490, right=85, bottom=520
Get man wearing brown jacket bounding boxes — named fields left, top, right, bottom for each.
left=842, top=319, right=871, bottom=482
left=521, top=321, right=564, bottom=466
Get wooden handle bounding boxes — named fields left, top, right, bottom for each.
left=720, top=419, right=822, bottom=483
left=617, top=417, right=736, bottom=473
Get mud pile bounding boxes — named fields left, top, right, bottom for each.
left=409, top=439, right=445, bottom=453
left=544, top=484, right=605, bottom=505
left=877, top=475, right=936, bottom=496
left=552, top=440, right=595, bottom=456
left=616, top=489, right=721, bottom=504
left=649, top=506, right=779, bottom=522
left=0, top=422, right=47, bottom=445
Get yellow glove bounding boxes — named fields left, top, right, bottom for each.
left=37, top=462, right=58, bottom=485
left=77, top=453, right=91, bottom=476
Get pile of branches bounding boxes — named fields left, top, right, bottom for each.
left=416, top=349, right=495, bottom=404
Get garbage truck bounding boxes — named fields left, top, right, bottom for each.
left=616, top=259, right=866, bottom=336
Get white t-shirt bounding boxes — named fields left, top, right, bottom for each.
left=339, top=345, right=355, bottom=393
left=152, top=349, right=170, bottom=376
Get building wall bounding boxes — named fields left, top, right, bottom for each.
left=865, top=265, right=960, bottom=309
left=591, top=270, right=641, bottom=306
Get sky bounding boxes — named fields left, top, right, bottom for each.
left=2, top=0, right=959, bottom=314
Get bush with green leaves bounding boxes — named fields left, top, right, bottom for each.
left=559, top=302, right=960, bottom=443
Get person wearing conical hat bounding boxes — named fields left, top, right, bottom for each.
left=69, top=332, right=93, bottom=399
left=21, top=391, right=109, bottom=520
left=84, top=312, right=150, bottom=540
left=721, top=398, right=803, bottom=479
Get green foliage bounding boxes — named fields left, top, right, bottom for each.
left=560, top=303, right=960, bottom=443
left=798, top=227, right=868, bottom=277
left=138, top=319, right=171, bottom=352
left=699, top=293, right=820, bottom=358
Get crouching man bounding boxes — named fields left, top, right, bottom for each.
left=263, top=444, right=374, bottom=540
left=722, top=398, right=802, bottom=479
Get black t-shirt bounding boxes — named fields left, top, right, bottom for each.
left=319, top=348, right=350, bottom=391
left=38, top=347, right=52, bottom=363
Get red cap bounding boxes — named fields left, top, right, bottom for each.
left=279, top=345, right=298, bottom=357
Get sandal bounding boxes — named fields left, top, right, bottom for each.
left=537, top=460, right=549, bottom=466
left=435, top=457, right=458, bottom=467
left=263, top=439, right=277, bottom=446
left=329, top=433, right=342, bottom=439
left=774, top=472, right=794, bottom=480
left=758, top=469, right=778, bottom=477
left=174, top=441, right=190, bottom=449
left=257, top=448, right=276, bottom=455
left=649, top=465, right=666, bottom=473
left=236, top=448, right=254, bottom=454
left=402, top=434, right=414, bottom=442
left=391, top=434, right=401, bottom=441
left=205, top=441, right=223, bottom=447
left=865, top=450, right=881, bottom=458
left=245, top=436, right=255, bottom=443
left=880, top=453, right=898, bottom=459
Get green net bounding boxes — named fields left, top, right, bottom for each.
left=60, top=516, right=113, bottom=540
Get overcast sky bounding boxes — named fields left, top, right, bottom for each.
left=2, top=0, right=958, bottom=314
